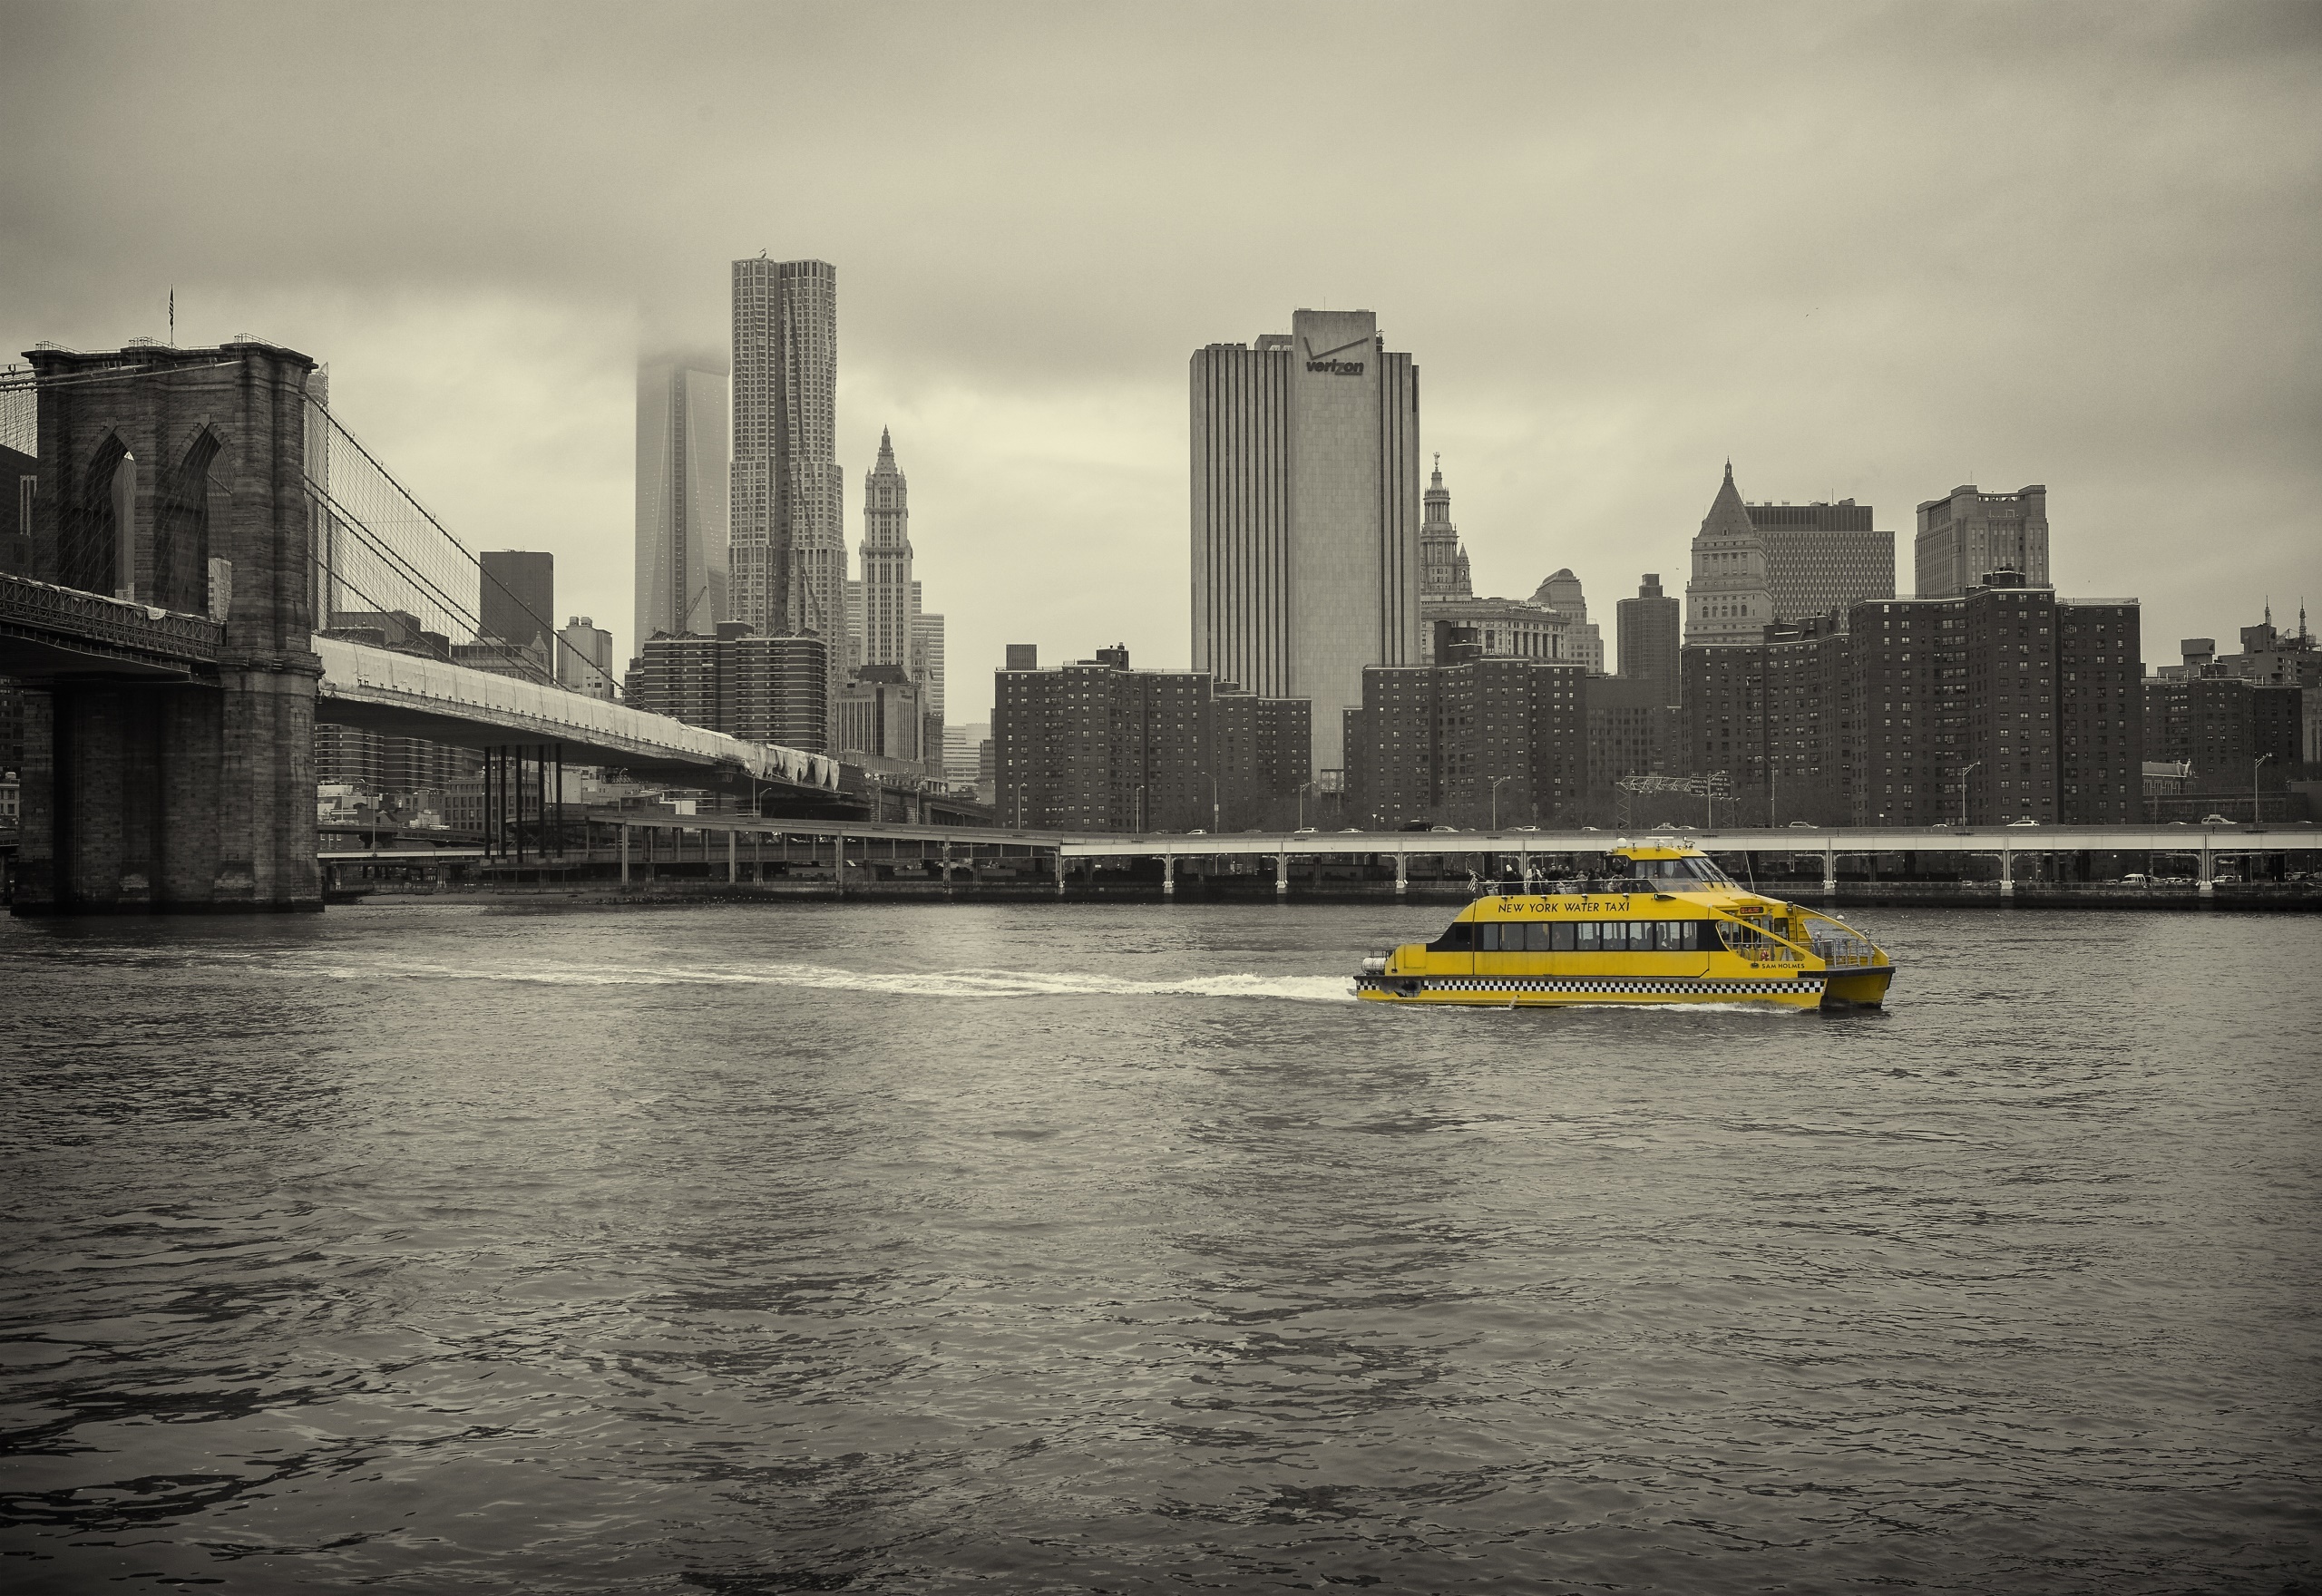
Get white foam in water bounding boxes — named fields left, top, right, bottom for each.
left=293, top=957, right=1360, bottom=1004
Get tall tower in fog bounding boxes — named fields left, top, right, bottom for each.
left=730, top=257, right=846, bottom=727
left=1190, top=307, right=1421, bottom=780
left=634, top=351, right=728, bottom=657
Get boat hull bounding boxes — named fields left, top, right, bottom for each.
left=1355, top=972, right=1837, bottom=1009
left=1817, top=966, right=1898, bottom=1008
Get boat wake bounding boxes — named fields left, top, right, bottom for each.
left=291, top=957, right=1359, bottom=1004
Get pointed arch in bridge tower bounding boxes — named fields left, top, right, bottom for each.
left=10, top=340, right=323, bottom=912
left=58, top=431, right=133, bottom=595
left=152, top=423, right=225, bottom=617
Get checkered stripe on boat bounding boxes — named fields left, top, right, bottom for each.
left=1362, top=976, right=1823, bottom=996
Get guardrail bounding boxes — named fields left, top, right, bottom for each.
left=0, top=573, right=223, bottom=658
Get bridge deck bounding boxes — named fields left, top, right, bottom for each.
left=312, top=637, right=837, bottom=789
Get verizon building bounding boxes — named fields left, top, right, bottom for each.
left=1190, top=307, right=1421, bottom=781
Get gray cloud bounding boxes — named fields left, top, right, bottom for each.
left=5, top=0, right=2317, bottom=706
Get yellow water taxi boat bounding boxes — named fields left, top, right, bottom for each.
left=1355, top=840, right=1896, bottom=1010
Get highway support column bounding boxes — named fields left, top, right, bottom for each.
left=1276, top=850, right=1290, bottom=896
left=1394, top=848, right=1408, bottom=897
left=1162, top=852, right=1175, bottom=896
left=2000, top=838, right=2015, bottom=897
left=619, top=823, right=629, bottom=886
left=1823, top=842, right=1837, bottom=900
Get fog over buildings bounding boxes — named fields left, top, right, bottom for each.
left=4, top=1, right=2317, bottom=730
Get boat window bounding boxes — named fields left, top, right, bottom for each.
left=1549, top=922, right=1575, bottom=951
left=1576, top=921, right=1600, bottom=950
left=1522, top=922, right=1554, bottom=951
left=1429, top=921, right=1472, bottom=952
left=1476, top=923, right=1502, bottom=951
left=1656, top=921, right=1681, bottom=950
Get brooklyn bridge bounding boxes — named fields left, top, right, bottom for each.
left=0, top=338, right=848, bottom=911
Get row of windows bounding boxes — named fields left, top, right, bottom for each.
left=1436, top=919, right=1714, bottom=953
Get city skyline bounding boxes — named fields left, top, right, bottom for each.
left=3, top=4, right=2316, bottom=729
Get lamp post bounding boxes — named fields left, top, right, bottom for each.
left=1133, top=783, right=1146, bottom=833
left=2254, top=753, right=2272, bottom=826
left=1209, top=771, right=1220, bottom=832
left=1955, top=762, right=1981, bottom=827
left=1489, top=774, right=1511, bottom=832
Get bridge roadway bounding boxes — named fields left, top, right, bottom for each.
left=0, top=577, right=842, bottom=794
left=315, top=636, right=836, bottom=789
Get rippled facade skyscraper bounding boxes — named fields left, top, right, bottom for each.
left=730, top=258, right=846, bottom=731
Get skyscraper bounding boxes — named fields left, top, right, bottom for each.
left=1617, top=573, right=1681, bottom=702
left=1684, top=463, right=1772, bottom=646
left=1419, top=456, right=1471, bottom=601
left=1190, top=307, right=1420, bottom=779
left=479, top=550, right=552, bottom=650
left=1915, top=483, right=2047, bottom=598
left=558, top=616, right=616, bottom=700
left=859, top=429, right=915, bottom=668
left=1747, top=499, right=1895, bottom=621
left=731, top=258, right=846, bottom=730
left=634, top=351, right=729, bottom=653
left=911, top=611, right=945, bottom=719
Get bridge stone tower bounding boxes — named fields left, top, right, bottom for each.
left=11, top=340, right=323, bottom=912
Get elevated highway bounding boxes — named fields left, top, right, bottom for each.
left=1055, top=822, right=2312, bottom=859
left=1056, top=822, right=2318, bottom=897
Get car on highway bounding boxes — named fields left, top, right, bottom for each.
left=2201, top=813, right=2231, bottom=824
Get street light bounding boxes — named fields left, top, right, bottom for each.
left=1489, top=774, right=1511, bottom=832
left=1953, top=762, right=1981, bottom=827
left=2254, top=753, right=2273, bottom=825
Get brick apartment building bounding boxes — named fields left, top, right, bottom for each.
left=991, top=646, right=1308, bottom=832
left=1341, top=656, right=1587, bottom=830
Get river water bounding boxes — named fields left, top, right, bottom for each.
left=2, top=902, right=2317, bottom=1593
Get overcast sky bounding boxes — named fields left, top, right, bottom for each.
left=5, top=0, right=2317, bottom=722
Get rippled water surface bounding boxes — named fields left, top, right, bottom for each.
left=3, top=902, right=2318, bottom=1593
